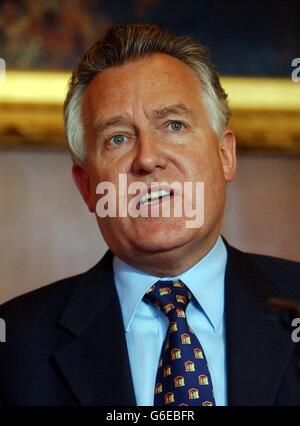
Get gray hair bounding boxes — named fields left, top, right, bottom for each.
left=64, top=24, right=230, bottom=165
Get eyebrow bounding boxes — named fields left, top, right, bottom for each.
left=95, top=116, right=129, bottom=136
left=94, top=103, right=195, bottom=136
left=150, top=103, right=195, bottom=120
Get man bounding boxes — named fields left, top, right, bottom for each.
left=1, top=24, right=300, bottom=406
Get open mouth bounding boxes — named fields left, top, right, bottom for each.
left=139, top=188, right=174, bottom=206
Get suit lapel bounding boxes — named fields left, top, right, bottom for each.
left=52, top=251, right=136, bottom=406
left=225, top=244, right=294, bottom=405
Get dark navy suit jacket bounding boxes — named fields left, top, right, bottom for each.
left=1, top=242, right=300, bottom=405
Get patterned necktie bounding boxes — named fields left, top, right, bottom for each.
left=144, top=279, right=215, bottom=406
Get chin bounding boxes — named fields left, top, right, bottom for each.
left=131, top=221, right=196, bottom=253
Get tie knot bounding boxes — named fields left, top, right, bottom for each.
left=144, top=279, right=192, bottom=318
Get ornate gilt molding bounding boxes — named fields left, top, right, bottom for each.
left=0, top=72, right=299, bottom=154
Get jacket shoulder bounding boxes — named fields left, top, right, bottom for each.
left=241, top=249, right=300, bottom=300
left=0, top=270, right=87, bottom=327
left=249, top=251, right=300, bottom=280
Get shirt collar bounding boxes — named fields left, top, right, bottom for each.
left=113, top=236, right=227, bottom=333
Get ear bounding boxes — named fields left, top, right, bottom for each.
left=72, top=162, right=95, bottom=213
left=219, top=129, right=237, bottom=182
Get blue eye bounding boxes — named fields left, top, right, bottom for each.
left=169, top=121, right=184, bottom=131
left=110, top=134, right=126, bottom=146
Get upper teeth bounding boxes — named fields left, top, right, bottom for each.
left=140, top=189, right=170, bottom=205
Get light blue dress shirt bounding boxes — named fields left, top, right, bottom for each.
left=113, top=236, right=227, bottom=406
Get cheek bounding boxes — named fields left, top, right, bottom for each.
left=207, top=163, right=226, bottom=214
left=84, top=162, right=107, bottom=206
left=89, top=166, right=128, bottom=212
left=184, top=150, right=217, bottom=183
left=188, top=147, right=225, bottom=206
left=206, top=155, right=225, bottom=195
left=87, top=153, right=113, bottom=185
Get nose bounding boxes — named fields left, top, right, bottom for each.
left=131, top=131, right=167, bottom=175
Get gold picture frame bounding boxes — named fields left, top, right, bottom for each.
left=1, top=71, right=300, bottom=154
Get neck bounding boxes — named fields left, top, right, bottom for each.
left=120, top=232, right=221, bottom=277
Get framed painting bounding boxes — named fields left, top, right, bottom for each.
left=1, top=0, right=300, bottom=154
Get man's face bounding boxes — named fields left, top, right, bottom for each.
left=74, top=53, right=236, bottom=274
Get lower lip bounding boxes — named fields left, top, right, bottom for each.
left=138, top=194, right=174, bottom=216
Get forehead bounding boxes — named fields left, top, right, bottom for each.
left=82, top=53, right=204, bottom=122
